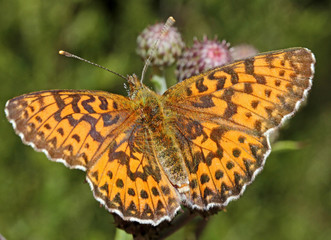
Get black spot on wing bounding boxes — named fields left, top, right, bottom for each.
left=191, top=95, right=215, bottom=108
left=244, top=58, right=255, bottom=75
left=81, top=96, right=96, bottom=113
left=101, top=113, right=120, bottom=127
left=196, top=78, right=208, bottom=93
left=222, top=67, right=239, bottom=84
left=71, top=94, right=81, bottom=113
left=98, top=96, right=108, bottom=110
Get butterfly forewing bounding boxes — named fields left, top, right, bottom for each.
left=5, top=90, right=133, bottom=169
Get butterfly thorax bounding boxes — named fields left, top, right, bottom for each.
left=128, top=75, right=189, bottom=192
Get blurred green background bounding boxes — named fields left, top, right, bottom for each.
left=0, top=0, right=330, bottom=239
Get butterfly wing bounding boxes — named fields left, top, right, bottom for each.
left=162, top=48, right=315, bottom=209
left=5, top=90, right=132, bottom=170
left=5, top=90, right=180, bottom=225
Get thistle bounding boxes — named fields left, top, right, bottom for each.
left=136, top=22, right=185, bottom=68
left=176, top=37, right=232, bottom=82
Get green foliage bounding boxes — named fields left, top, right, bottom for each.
left=0, top=0, right=330, bottom=239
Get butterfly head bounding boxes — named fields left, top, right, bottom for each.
left=126, top=74, right=151, bottom=100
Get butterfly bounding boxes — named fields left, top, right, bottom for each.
left=5, top=47, right=315, bottom=226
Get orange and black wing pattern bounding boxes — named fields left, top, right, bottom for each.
left=5, top=90, right=180, bottom=225
left=5, top=47, right=315, bottom=225
left=163, top=48, right=315, bottom=209
left=6, top=90, right=132, bottom=170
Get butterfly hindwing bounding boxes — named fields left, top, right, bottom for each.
left=87, top=124, right=181, bottom=225
left=170, top=114, right=268, bottom=208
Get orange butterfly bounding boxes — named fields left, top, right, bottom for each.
left=5, top=47, right=315, bottom=225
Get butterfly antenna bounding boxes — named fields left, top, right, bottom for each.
left=59, top=50, right=127, bottom=81
left=140, top=16, right=176, bottom=83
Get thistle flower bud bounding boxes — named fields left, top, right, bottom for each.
left=136, top=22, right=185, bottom=67
left=230, top=44, right=258, bottom=60
left=176, top=37, right=232, bottom=82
